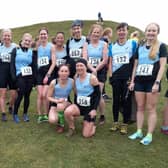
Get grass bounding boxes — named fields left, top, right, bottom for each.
left=0, top=21, right=168, bottom=168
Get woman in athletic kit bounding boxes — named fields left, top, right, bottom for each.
left=109, top=22, right=137, bottom=134
left=52, top=32, right=68, bottom=78
left=10, top=33, right=36, bottom=123
left=36, top=27, right=56, bottom=123
left=66, top=20, right=86, bottom=78
left=47, top=64, right=74, bottom=133
left=64, top=58, right=101, bottom=138
left=83, top=24, right=108, bottom=125
left=0, top=29, right=17, bottom=121
left=128, top=23, right=167, bottom=145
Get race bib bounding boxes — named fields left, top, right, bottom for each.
left=0, top=53, right=11, bottom=63
left=21, top=66, right=32, bottom=76
left=56, top=59, right=66, bottom=66
left=88, top=57, right=101, bottom=67
left=69, top=49, right=82, bottom=58
left=77, top=96, right=91, bottom=107
left=113, top=54, right=129, bottom=64
left=136, top=64, right=153, bottom=76
left=38, top=56, right=49, bottom=67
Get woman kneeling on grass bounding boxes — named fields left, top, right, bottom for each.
left=64, top=58, right=101, bottom=138
left=47, top=64, right=74, bottom=133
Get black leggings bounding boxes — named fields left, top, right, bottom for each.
left=111, top=79, right=131, bottom=123
left=13, top=76, right=33, bottom=115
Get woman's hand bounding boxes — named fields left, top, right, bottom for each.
left=43, top=76, right=48, bottom=85
left=129, top=81, right=135, bottom=91
left=89, top=109, right=96, bottom=118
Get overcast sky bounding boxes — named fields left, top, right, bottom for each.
left=1, top=0, right=167, bottom=44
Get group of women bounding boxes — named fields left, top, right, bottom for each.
left=0, top=20, right=167, bottom=143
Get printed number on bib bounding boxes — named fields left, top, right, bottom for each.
left=56, top=59, right=66, bottom=66
left=21, top=66, right=32, bottom=76
left=113, top=54, right=129, bottom=64
left=1, top=53, right=11, bottom=62
left=38, top=56, right=49, bottom=67
left=77, top=96, right=91, bottom=107
left=136, top=64, right=153, bottom=76
left=89, top=57, right=101, bottom=67
left=69, top=49, right=82, bottom=58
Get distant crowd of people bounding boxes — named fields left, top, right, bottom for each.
left=0, top=20, right=168, bottom=145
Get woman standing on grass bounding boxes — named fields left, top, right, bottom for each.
left=10, top=33, right=36, bottom=123
left=108, top=22, right=137, bottom=134
left=36, top=27, right=56, bottom=123
left=52, top=32, right=68, bottom=78
left=128, top=23, right=167, bottom=145
left=64, top=58, right=101, bottom=138
left=47, top=64, right=74, bottom=133
left=66, top=20, right=86, bottom=78
left=83, top=24, right=108, bottom=125
left=0, top=29, right=17, bottom=121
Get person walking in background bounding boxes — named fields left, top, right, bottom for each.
left=109, top=22, right=137, bottom=134
left=128, top=23, right=167, bottom=145
left=83, top=24, right=108, bottom=125
left=10, top=33, right=36, bottom=123
left=0, top=29, right=17, bottom=121
left=36, top=27, right=56, bottom=123
left=64, top=58, right=101, bottom=138
left=47, top=64, right=74, bottom=133
left=66, top=20, right=86, bottom=78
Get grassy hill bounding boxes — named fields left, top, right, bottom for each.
left=10, top=20, right=144, bottom=43
left=0, top=21, right=168, bottom=168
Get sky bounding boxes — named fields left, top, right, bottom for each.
left=0, top=0, right=167, bottom=44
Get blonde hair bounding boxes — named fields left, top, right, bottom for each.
left=1, top=28, right=12, bottom=42
left=89, top=24, right=103, bottom=38
left=145, top=23, right=160, bottom=60
left=102, top=27, right=113, bottom=37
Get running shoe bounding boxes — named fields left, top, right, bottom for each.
left=23, top=114, right=29, bottom=122
left=140, top=136, right=152, bottom=145
left=128, top=132, right=143, bottom=140
left=109, top=122, right=120, bottom=131
left=13, top=114, right=20, bottom=123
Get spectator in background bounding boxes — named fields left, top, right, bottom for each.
left=128, top=23, right=167, bottom=145
left=130, top=30, right=140, bottom=43
left=160, top=68, right=168, bottom=135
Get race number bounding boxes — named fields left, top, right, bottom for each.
left=69, top=49, right=82, bottom=58
left=0, top=53, right=11, bottom=62
left=113, top=54, right=129, bottom=64
left=136, top=64, right=153, bottom=76
left=21, top=66, right=32, bottom=76
left=56, top=59, right=66, bottom=66
left=77, top=96, right=91, bottom=107
left=88, top=57, right=101, bottom=67
left=38, top=56, right=49, bottom=67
